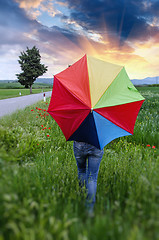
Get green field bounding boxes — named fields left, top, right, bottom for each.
left=0, top=81, right=52, bottom=100
left=0, top=87, right=159, bottom=240
left=0, top=88, right=52, bottom=100
left=0, top=81, right=52, bottom=89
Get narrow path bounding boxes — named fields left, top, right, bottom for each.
left=0, top=91, right=52, bottom=118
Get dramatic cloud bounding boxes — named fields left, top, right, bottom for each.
left=15, top=0, right=43, bottom=9
left=60, top=0, right=159, bottom=42
left=0, top=0, right=159, bottom=79
left=16, top=0, right=61, bottom=18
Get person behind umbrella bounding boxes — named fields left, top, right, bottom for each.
left=47, top=55, right=145, bottom=216
left=73, top=140, right=104, bottom=216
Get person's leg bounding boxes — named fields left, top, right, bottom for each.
left=86, top=147, right=104, bottom=211
left=73, top=141, right=87, bottom=187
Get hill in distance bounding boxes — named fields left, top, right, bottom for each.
left=131, top=76, right=159, bottom=85
left=0, top=78, right=53, bottom=86
left=35, top=78, right=53, bottom=85
left=0, top=76, right=159, bottom=86
left=37, top=76, right=159, bottom=86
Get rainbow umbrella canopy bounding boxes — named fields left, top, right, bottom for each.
left=48, top=55, right=145, bottom=149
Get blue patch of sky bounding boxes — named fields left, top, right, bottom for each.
left=37, top=12, right=62, bottom=28
left=36, top=3, right=71, bottom=29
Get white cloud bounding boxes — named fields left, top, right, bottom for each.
left=15, top=0, right=44, bottom=9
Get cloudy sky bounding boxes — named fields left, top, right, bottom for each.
left=0, top=0, right=159, bottom=80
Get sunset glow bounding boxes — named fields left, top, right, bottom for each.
left=0, top=0, right=159, bottom=80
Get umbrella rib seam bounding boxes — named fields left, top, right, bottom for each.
left=55, top=77, right=91, bottom=110
left=93, top=66, right=124, bottom=108
left=94, top=109, right=133, bottom=134
left=92, top=113, right=102, bottom=149
left=94, top=99, right=145, bottom=134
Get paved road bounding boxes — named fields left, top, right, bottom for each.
left=0, top=91, right=52, bottom=118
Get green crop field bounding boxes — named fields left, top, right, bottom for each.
left=0, top=87, right=158, bottom=240
left=0, top=81, right=52, bottom=89
left=0, top=81, right=52, bottom=100
left=0, top=89, right=52, bottom=100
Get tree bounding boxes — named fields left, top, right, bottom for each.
left=16, top=46, right=48, bottom=94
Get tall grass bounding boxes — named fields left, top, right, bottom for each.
left=0, top=87, right=158, bottom=240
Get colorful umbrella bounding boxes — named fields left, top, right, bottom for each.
left=48, top=55, right=145, bottom=149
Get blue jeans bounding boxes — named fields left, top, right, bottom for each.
left=73, top=141, right=104, bottom=210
